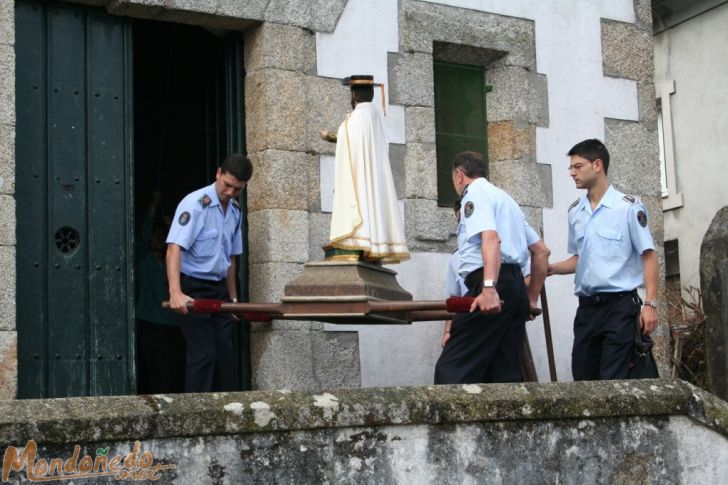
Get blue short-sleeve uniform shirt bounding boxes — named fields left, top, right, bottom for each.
left=166, top=182, right=243, bottom=281
left=446, top=250, right=468, bottom=297
left=568, top=185, right=655, bottom=296
left=456, top=177, right=537, bottom=277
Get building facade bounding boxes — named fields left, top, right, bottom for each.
left=653, top=0, right=728, bottom=293
left=0, top=0, right=663, bottom=399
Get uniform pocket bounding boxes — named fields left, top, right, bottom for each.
left=596, top=229, right=622, bottom=257
left=194, top=229, right=219, bottom=256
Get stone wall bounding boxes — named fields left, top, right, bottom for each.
left=1, top=379, right=727, bottom=483
left=700, top=206, right=728, bottom=401
left=656, top=1, right=728, bottom=297
left=392, top=0, right=551, bottom=251
left=242, top=19, right=362, bottom=391
left=1, top=0, right=667, bottom=397
left=601, top=1, right=668, bottom=375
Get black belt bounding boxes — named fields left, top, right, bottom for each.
left=579, top=290, right=639, bottom=307
left=464, top=264, right=522, bottom=292
left=181, top=273, right=226, bottom=286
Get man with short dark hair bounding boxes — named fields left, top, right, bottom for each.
left=166, top=154, right=253, bottom=392
left=549, top=138, right=658, bottom=381
left=435, top=151, right=550, bottom=384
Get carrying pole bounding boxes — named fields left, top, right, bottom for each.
left=540, top=284, right=558, bottom=382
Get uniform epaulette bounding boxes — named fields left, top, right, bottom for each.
left=199, top=194, right=212, bottom=207
left=622, top=194, right=638, bottom=205
left=568, top=198, right=579, bottom=211
left=232, top=198, right=240, bottom=209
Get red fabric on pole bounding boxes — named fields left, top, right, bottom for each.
left=191, top=299, right=223, bottom=313
left=445, top=297, right=474, bottom=313
left=242, top=313, right=273, bottom=322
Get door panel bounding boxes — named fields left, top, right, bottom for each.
left=16, top=0, right=133, bottom=398
left=223, top=35, right=251, bottom=390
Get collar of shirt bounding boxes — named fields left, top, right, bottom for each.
left=205, top=182, right=222, bottom=210
left=580, top=184, right=618, bottom=215
left=462, top=176, right=490, bottom=197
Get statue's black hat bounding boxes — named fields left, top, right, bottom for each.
left=342, top=75, right=376, bottom=86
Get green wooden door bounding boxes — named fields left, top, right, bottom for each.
left=16, top=0, right=134, bottom=398
left=223, top=34, right=251, bottom=390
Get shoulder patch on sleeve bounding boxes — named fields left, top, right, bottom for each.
left=178, top=211, right=191, bottom=226
left=622, top=194, right=637, bottom=205
left=568, top=198, right=579, bottom=211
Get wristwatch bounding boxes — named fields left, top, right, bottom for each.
left=643, top=300, right=657, bottom=309
left=483, top=279, right=496, bottom=288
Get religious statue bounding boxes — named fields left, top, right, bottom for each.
left=319, top=75, right=409, bottom=264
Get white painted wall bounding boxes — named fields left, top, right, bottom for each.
left=316, top=0, right=641, bottom=384
left=655, top=2, right=728, bottom=290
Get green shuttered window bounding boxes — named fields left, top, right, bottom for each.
left=434, top=61, right=490, bottom=207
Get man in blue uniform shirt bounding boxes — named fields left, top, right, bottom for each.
left=549, top=139, right=658, bottom=380
left=166, top=154, right=253, bottom=392
left=435, top=152, right=550, bottom=384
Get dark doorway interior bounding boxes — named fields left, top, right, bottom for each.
left=133, top=19, right=227, bottom=220
left=132, top=19, right=248, bottom=393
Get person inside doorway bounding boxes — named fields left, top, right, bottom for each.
left=135, top=189, right=186, bottom=394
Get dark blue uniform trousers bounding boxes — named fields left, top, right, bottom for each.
left=179, top=274, right=235, bottom=392
left=572, top=290, right=641, bottom=381
left=435, top=264, right=529, bottom=384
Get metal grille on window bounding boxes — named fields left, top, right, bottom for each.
left=434, top=61, right=490, bottom=207
left=54, top=226, right=80, bottom=254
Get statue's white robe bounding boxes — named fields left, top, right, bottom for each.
left=330, top=102, right=409, bottom=263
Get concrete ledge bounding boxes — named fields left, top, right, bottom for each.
left=2, top=380, right=728, bottom=482
left=0, top=379, right=726, bottom=446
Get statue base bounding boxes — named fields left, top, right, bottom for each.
left=281, top=260, right=413, bottom=324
